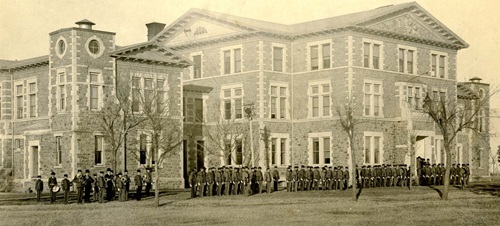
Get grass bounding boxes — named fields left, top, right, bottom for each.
left=0, top=186, right=498, bottom=226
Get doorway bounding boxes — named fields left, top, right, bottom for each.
left=31, top=146, right=39, bottom=177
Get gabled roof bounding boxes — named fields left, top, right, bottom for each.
left=110, top=41, right=192, bottom=67
left=153, top=1, right=468, bottom=49
left=457, top=84, right=478, bottom=100
left=0, top=55, right=49, bottom=71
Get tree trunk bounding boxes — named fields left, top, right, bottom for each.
left=442, top=143, right=452, bottom=200
left=155, top=163, right=159, bottom=207
left=349, top=134, right=357, bottom=201
left=409, top=145, right=415, bottom=190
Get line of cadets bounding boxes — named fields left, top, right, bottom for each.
left=189, top=166, right=281, bottom=197
left=34, top=168, right=153, bottom=204
left=358, top=164, right=411, bottom=188
left=417, top=157, right=470, bottom=189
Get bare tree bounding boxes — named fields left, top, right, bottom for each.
left=336, top=98, right=360, bottom=201
left=422, top=87, right=496, bottom=200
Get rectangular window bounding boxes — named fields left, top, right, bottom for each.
left=132, top=77, right=140, bottom=112
left=324, top=137, right=330, bottom=164
left=184, top=97, right=203, bottom=122
left=398, top=49, right=405, bottom=73
left=95, top=136, right=103, bottom=165
left=322, top=44, right=331, bottom=69
left=364, top=82, right=382, bottom=117
left=59, top=85, right=65, bottom=111
left=280, top=138, right=286, bottom=165
left=312, top=138, right=320, bottom=164
left=407, top=86, right=413, bottom=109
left=235, top=139, right=243, bottom=165
left=223, top=50, right=231, bottom=74
left=193, top=55, right=202, bottom=78
left=309, top=83, right=331, bottom=118
left=270, top=85, right=287, bottom=119
left=195, top=98, right=203, bottom=122
left=430, top=53, right=447, bottom=78
left=224, top=141, right=231, bottom=165
left=16, top=89, right=23, bottom=119
left=139, top=134, right=147, bottom=165
left=439, top=56, right=445, bottom=78
left=364, top=134, right=383, bottom=165
left=90, top=85, right=98, bottom=110
left=234, top=48, right=241, bottom=73
left=398, top=47, right=416, bottom=74
left=415, top=87, right=421, bottom=110
left=363, top=41, right=382, bottom=69
left=273, top=47, right=283, bottom=72
left=156, top=79, right=165, bottom=112
left=56, top=137, right=62, bottom=165
left=431, top=54, right=437, bottom=77
left=28, top=83, right=36, bottom=117
left=407, top=50, right=414, bottom=74
left=310, top=45, right=319, bottom=70
left=222, top=86, right=243, bottom=120
left=271, top=138, right=277, bottom=165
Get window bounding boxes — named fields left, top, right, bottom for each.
left=132, top=77, right=141, bottom=112
left=56, top=137, right=62, bottom=165
left=308, top=41, right=331, bottom=70
left=139, top=134, right=147, bottom=165
left=29, top=83, right=36, bottom=117
left=184, top=97, right=203, bottom=122
left=157, top=79, right=165, bottom=112
left=16, top=84, right=23, bottom=119
left=95, top=136, right=103, bottom=165
left=222, top=86, right=243, bottom=120
left=273, top=47, right=283, bottom=72
left=478, top=109, right=485, bottom=132
left=309, top=82, right=331, bottom=118
left=235, top=139, right=243, bottom=165
left=364, top=81, right=383, bottom=117
left=401, top=84, right=423, bottom=110
left=398, top=46, right=416, bottom=74
left=309, top=133, right=331, bottom=166
left=58, top=40, right=65, bottom=55
left=88, top=40, right=99, bottom=54
left=363, top=40, right=382, bottom=69
left=196, top=141, right=205, bottom=169
left=58, top=72, right=65, bottom=111
left=192, top=55, right=202, bottom=79
left=88, top=72, right=101, bottom=110
left=364, top=133, right=383, bottom=165
left=222, top=47, right=242, bottom=75
left=270, top=85, right=288, bottom=119
left=224, top=138, right=244, bottom=166
left=270, top=135, right=288, bottom=166
left=430, top=52, right=447, bottom=78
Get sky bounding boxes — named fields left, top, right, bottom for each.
left=1, top=0, right=499, bottom=156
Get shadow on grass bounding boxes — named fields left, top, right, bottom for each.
left=158, top=201, right=173, bottom=207
left=429, top=186, right=443, bottom=198
left=356, top=188, right=362, bottom=201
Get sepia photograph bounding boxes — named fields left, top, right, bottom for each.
left=0, top=0, right=499, bottom=225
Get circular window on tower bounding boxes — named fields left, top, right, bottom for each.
left=85, top=36, right=105, bottom=58
left=55, top=36, right=67, bottom=59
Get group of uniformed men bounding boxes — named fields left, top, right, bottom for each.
left=417, top=156, right=470, bottom=189
left=358, top=164, right=411, bottom=188
left=285, top=165, right=351, bottom=192
left=34, top=168, right=153, bottom=204
left=189, top=166, right=280, bottom=197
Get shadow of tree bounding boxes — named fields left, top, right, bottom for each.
left=356, top=188, right=362, bottom=201
left=429, top=186, right=443, bottom=198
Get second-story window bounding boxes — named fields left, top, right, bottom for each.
left=398, top=46, right=416, bottom=74
left=273, top=47, right=283, bottom=72
left=222, top=86, right=243, bottom=120
left=364, top=81, right=383, bottom=117
left=222, top=47, right=242, bottom=75
left=431, top=52, right=447, bottom=78
left=184, top=97, right=203, bottom=122
left=270, top=85, right=287, bottom=119
left=58, top=72, right=66, bottom=111
left=89, top=72, right=100, bottom=110
left=29, top=82, right=37, bottom=117
left=192, top=55, right=202, bottom=79
left=309, top=42, right=331, bottom=71
left=16, top=84, right=23, bottom=119
left=309, top=82, right=331, bottom=118
left=156, top=79, right=165, bottom=112
left=132, top=77, right=141, bottom=112
left=363, top=40, right=382, bottom=69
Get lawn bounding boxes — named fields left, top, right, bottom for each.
left=0, top=186, right=498, bottom=226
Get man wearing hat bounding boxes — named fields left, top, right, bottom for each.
left=286, top=166, right=293, bottom=192
left=188, top=168, right=198, bottom=198
left=123, top=170, right=131, bottom=201
left=307, top=166, right=314, bottom=191
left=264, top=168, right=272, bottom=193
left=116, top=173, right=125, bottom=201
left=223, top=167, right=231, bottom=196
left=313, top=166, right=320, bottom=190
left=97, top=171, right=106, bottom=203
left=214, top=167, right=222, bottom=196
left=134, top=169, right=143, bottom=200
left=197, top=168, right=206, bottom=197
left=272, top=166, right=280, bottom=192
left=321, top=167, right=327, bottom=191
left=145, top=168, right=153, bottom=197
left=61, top=174, right=71, bottom=204
left=205, top=167, right=214, bottom=196
left=35, top=175, right=43, bottom=203
left=327, top=166, right=333, bottom=190
left=72, top=169, right=84, bottom=204
left=105, top=168, right=114, bottom=201
left=343, top=166, right=350, bottom=190
left=292, top=166, right=299, bottom=192
left=84, top=169, right=94, bottom=203
left=93, top=173, right=99, bottom=202
left=256, top=167, right=264, bottom=194
left=48, top=172, right=58, bottom=204
left=298, top=165, right=306, bottom=191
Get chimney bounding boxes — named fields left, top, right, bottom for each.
left=146, top=22, right=166, bottom=41
left=75, top=19, right=95, bottom=30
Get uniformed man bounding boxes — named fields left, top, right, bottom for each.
left=332, top=167, right=338, bottom=190
left=206, top=167, right=214, bottom=196
left=215, top=167, right=223, bottom=196
left=406, top=165, right=412, bottom=188
left=343, top=166, right=350, bottom=190
left=241, top=167, right=249, bottom=195
left=386, top=164, right=392, bottom=187
left=321, top=167, right=327, bottom=191
left=380, top=165, right=387, bottom=187
left=326, top=166, right=333, bottom=190
left=292, top=166, right=299, bottom=192
left=223, top=167, right=231, bottom=196
left=286, top=166, right=293, bottom=192
left=116, top=173, right=124, bottom=201
left=265, top=168, right=272, bottom=193
left=247, top=167, right=254, bottom=195
left=402, top=164, right=408, bottom=187
left=355, top=165, right=360, bottom=188
left=255, top=167, right=263, bottom=194
left=431, top=164, right=437, bottom=185
left=299, top=165, right=306, bottom=191
left=232, top=167, right=240, bottom=195
left=307, top=166, right=314, bottom=191
left=48, top=172, right=58, bottom=204
left=97, top=171, right=106, bottom=203
left=272, top=166, right=280, bottom=192
left=105, top=169, right=114, bottom=201
left=123, top=170, right=131, bottom=201
left=144, top=168, right=152, bottom=197
left=416, top=156, right=422, bottom=185
left=465, top=164, right=470, bottom=186
left=189, top=169, right=197, bottom=198
left=134, top=170, right=143, bottom=201
left=313, top=166, right=320, bottom=190
left=365, top=166, right=372, bottom=188
left=61, top=174, right=71, bottom=204
left=35, top=175, right=43, bottom=203
left=360, top=166, right=366, bottom=188
left=197, top=168, right=206, bottom=197
left=339, top=166, right=345, bottom=190
left=84, top=169, right=94, bottom=203
left=450, top=164, right=456, bottom=186
left=228, top=167, right=235, bottom=195
left=73, top=169, right=85, bottom=204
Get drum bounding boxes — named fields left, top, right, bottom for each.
left=52, top=185, right=60, bottom=193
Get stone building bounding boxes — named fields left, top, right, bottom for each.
left=0, top=2, right=490, bottom=191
